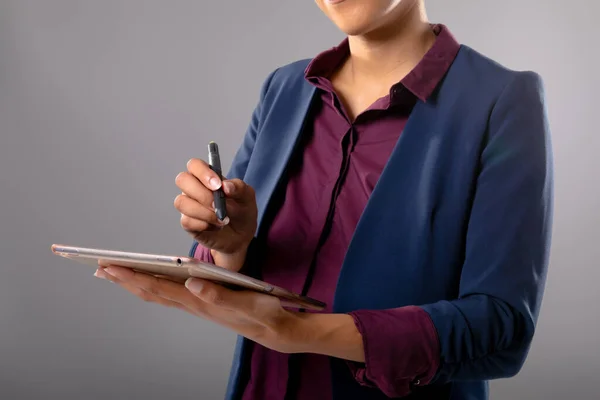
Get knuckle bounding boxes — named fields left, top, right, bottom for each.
left=174, top=194, right=185, bottom=210
left=186, top=158, right=198, bottom=170
left=180, top=214, right=192, bottom=229
left=137, top=289, right=154, bottom=302
left=175, top=172, right=186, bottom=186
left=181, top=214, right=211, bottom=234
left=146, top=281, right=161, bottom=296
left=201, top=288, right=221, bottom=305
left=194, top=220, right=210, bottom=233
left=188, top=158, right=208, bottom=174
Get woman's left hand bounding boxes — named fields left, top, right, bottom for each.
left=94, top=264, right=309, bottom=355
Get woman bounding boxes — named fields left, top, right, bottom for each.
left=95, top=1, right=553, bottom=399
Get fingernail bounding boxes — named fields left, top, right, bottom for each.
left=223, top=181, right=234, bottom=195
left=94, top=269, right=111, bottom=282
left=103, top=266, right=118, bottom=277
left=185, top=278, right=203, bottom=293
left=209, top=177, right=221, bottom=190
left=218, top=216, right=230, bottom=226
left=187, top=159, right=193, bottom=168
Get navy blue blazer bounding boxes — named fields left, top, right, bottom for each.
left=191, top=44, right=553, bottom=400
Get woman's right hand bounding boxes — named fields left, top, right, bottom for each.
left=174, top=158, right=258, bottom=271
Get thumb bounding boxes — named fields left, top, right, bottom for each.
left=221, top=179, right=255, bottom=204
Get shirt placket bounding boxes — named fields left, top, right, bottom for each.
left=300, top=119, right=357, bottom=301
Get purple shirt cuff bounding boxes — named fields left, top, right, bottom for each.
left=192, top=243, right=215, bottom=264
left=347, top=306, right=440, bottom=397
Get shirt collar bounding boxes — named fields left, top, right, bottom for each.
left=304, top=24, right=461, bottom=104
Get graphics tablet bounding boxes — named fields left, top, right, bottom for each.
left=51, top=244, right=326, bottom=311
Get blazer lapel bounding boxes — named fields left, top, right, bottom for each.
left=244, top=79, right=317, bottom=234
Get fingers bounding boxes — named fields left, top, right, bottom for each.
left=96, top=266, right=208, bottom=313
left=95, top=267, right=191, bottom=312
left=186, top=278, right=279, bottom=320
left=175, top=171, right=214, bottom=206
left=186, top=158, right=222, bottom=191
left=222, top=179, right=255, bottom=204
left=179, top=159, right=255, bottom=206
left=174, top=194, right=227, bottom=227
left=180, top=214, right=212, bottom=233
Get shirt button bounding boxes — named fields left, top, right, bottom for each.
left=414, top=379, right=421, bottom=386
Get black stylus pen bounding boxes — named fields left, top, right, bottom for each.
left=208, top=141, right=228, bottom=221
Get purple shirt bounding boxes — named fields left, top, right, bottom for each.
left=196, top=24, right=460, bottom=399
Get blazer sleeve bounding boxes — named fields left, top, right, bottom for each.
left=418, top=71, right=554, bottom=383
left=188, top=68, right=278, bottom=258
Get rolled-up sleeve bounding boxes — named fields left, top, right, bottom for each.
left=347, top=306, right=440, bottom=398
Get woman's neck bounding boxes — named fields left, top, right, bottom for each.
left=345, top=3, right=435, bottom=85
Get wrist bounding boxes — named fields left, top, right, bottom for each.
left=286, top=313, right=365, bottom=362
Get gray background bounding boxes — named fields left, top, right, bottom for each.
left=0, top=1, right=597, bottom=399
